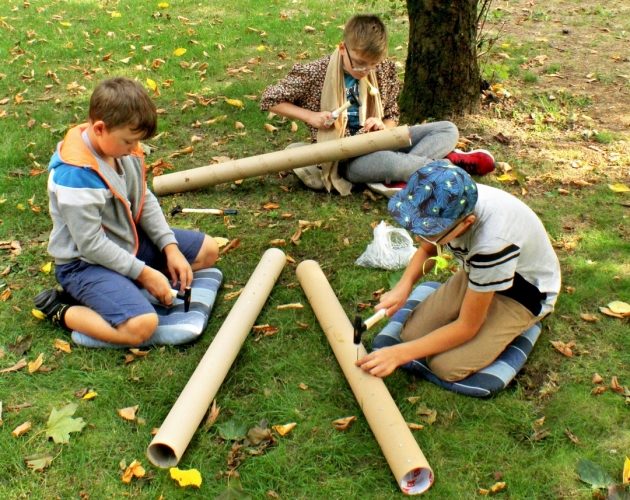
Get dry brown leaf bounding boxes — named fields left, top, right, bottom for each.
left=168, top=146, right=194, bottom=158
left=0, top=358, right=27, bottom=374
left=550, top=340, right=575, bottom=357
left=407, top=422, right=425, bottom=431
left=252, top=324, right=279, bottom=337
left=272, top=422, right=296, bottom=436
left=592, top=373, right=603, bottom=384
left=224, top=289, right=243, bottom=301
left=276, top=303, right=303, bottom=310
left=203, top=399, right=220, bottom=430
left=234, top=121, right=245, bottom=129
left=579, top=312, right=599, bottom=323
left=121, top=459, right=145, bottom=483
left=118, top=405, right=139, bottom=421
left=264, top=123, right=278, bottom=133
left=332, top=416, right=356, bottom=431
left=269, top=239, right=286, bottom=246
left=610, top=376, right=624, bottom=394
left=219, top=238, right=240, bottom=255
left=564, top=428, right=580, bottom=444
left=591, top=386, right=607, bottom=395
left=298, top=382, right=309, bottom=390
left=27, top=353, right=44, bottom=373
left=53, top=339, right=71, bottom=353
left=263, top=202, right=280, bottom=210
left=12, top=421, right=32, bottom=437
left=290, top=121, right=298, bottom=133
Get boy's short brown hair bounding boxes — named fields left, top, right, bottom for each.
left=89, top=77, right=157, bottom=139
left=343, top=14, right=388, bottom=59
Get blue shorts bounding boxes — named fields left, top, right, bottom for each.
left=55, top=228, right=205, bottom=327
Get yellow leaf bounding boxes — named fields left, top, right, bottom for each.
left=169, top=467, right=202, bottom=488
left=225, top=98, right=244, bottom=109
left=53, top=338, right=72, bottom=353
left=213, top=237, right=229, bottom=248
left=28, top=353, right=44, bottom=374
left=40, top=261, right=53, bottom=274
left=31, top=309, right=46, bottom=320
left=111, top=11, right=122, bottom=18
left=146, top=78, right=158, bottom=91
left=82, top=391, right=98, bottom=400
left=490, top=482, right=507, bottom=493
left=118, top=405, right=139, bottom=421
left=256, top=45, right=266, bottom=52
left=59, top=21, right=72, bottom=27
left=272, top=422, right=296, bottom=436
left=623, top=456, right=630, bottom=485
left=608, top=183, right=629, bottom=193
left=607, top=300, right=630, bottom=316
left=173, top=48, right=187, bottom=57
left=496, top=173, right=517, bottom=183
left=16, top=203, right=25, bottom=211
left=122, top=460, right=145, bottom=483
left=158, top=1, right=170, bottom=8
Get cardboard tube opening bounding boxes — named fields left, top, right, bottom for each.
left=146, top=443, right=178, bottom=468
left=401, top=468, right=434, bottom=495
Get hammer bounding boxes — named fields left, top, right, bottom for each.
left=170, top=205, right=238, bottom=217
left=170, top=287, right=192, bottom=312
left=353, top=309, right=387, bottom=359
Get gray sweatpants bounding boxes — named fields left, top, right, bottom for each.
left=343, top=121, right=459, bottom=183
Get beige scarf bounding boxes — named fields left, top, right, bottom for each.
left=315, top=47, right=384, bottom=195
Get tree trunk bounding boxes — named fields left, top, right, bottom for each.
left=400, top=0, right=481, bottom=122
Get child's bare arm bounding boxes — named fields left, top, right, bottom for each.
left=136, top=265, right=173, bottom=305
left=270, top=102, right=334, bottom=129
left=163, top=243, right=193, bottom=291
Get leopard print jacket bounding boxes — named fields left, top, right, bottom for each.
left=260, top=55, right=401, bottom=142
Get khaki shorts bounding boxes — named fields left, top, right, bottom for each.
left=401, top=270, right=539, bottom=381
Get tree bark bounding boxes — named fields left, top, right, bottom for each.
left=401, top=0, right=481, bottom=122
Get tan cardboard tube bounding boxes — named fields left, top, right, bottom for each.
left=147, top=248, right=286, bottom=468
left=296, top=260, right=434, bottom=495
left=153, top=125, right=411, bottom=195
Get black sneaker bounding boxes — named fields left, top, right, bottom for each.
left=33, top=288, right=72, bottom=330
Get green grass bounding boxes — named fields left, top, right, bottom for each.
left=1, top=0, right=629, bottom=499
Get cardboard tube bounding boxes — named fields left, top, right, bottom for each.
left=153, top=125, right=411, bottom=195
left=147, top=248, right=286, bottom=467
left=296, top=260, right=434, bottom=495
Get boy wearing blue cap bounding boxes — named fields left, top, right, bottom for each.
left=356, top=161, right=561, bottom=381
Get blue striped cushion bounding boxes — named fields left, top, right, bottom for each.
left=372, top=282, right=541, bottom=398
left=71, top=268, right=223, bottom=348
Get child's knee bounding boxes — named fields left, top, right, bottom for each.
left=197, top=235, right=219, bottom=268
left=122, top=313, right=158, bottom=345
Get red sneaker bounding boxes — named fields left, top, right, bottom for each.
left=446, top=149, right=495, bottom=176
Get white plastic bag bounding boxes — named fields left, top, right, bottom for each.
left=355, top=221, right=416, bottom=270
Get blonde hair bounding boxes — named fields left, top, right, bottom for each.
left=89, top=77, right=157, bottom=139
left=343, top=15, right=388, bottom=59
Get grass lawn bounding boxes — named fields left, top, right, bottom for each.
left=0, top=0, right=628, bottom=498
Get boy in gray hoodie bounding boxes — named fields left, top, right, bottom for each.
left=34, top=78, right=218, bottom=346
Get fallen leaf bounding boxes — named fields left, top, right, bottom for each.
left=45, top=403, right=86, bottom=443
left=122, top=459, right=146, bottom=484
left=173, top=48, right=187, bottom=57
left=28, top=353, right=44, bottom=373
left=290, top=121, right=298, bottom=133
left=118, top=405, right=139, bottom=421
left=272, top=422, right=296, bottom=436
left=224, top=289, right=243, bottom=301
left=82, top=390, right=98, bottom=400
left=234, top=121, right=245, bottom=129
left=407, top=423, right=425, bottom=431
left=606, top=301, right=630, bottom=316
left=264, top=123, right=278, bottom=133
left=169, top=467, right=202, bottom=488
left=610, top=376, right=624, bottom=394
left=298, top=382, right=309, bottom=390
left=203, top=399, right=220, bottom=431
left=276, top=303, right=303, bottom=310
left=416, top=406, right=438, bottom=425
left=269, top=239, right=286, bottom=246
left=12, top=421, right=32, bottom=437
left=591, top=386, right=607, bottom=395
left=623, top=456, right=630, bottom=485
left=24, top=453, right=53, bottom=472
left=213, top=237, right=230, bottom=248
left=490, top=482, right=507, bottom=494
left=564, top=428, right=580, bottom=444
left=332, top=416, right=356, bottom=431
left=53, top=339, right=71, bottom=353
left=592, top=373, right=603, bottom=384
left=40, top=262, right=52, bottom=274
left=225, top=98, right=244, bottom=109
left=577, top=458, right=614, bottom=489
left=263, top=202, right=280, bottom=210
left=579, top=313, right=599, bottom=322
left=0, top=358, right=27, bottom=374
left=219, top=238, right=240, bottom=255
left=599, top=307, right=626, bottom=319
left=550, top=340, right=575, bottom=357
left=608, top=183, right=629, bottom=193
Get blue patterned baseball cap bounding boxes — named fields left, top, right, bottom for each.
left=388, top=160, right=478, bottom=237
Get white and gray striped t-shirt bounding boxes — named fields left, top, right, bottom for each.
left=447, top=184, right=561, bottom=317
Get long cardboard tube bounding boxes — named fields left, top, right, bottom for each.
left=296, top=260, right=434, bottom=495
left=147, top=248, right=287, bottom=467
left=153, top=125, right=411, bottom=195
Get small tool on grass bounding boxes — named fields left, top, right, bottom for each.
left=170, top=286, right=192, bottom=312
left=170, top=206, right=238, bottom=217
left=324, top=100, right=352, bottom=127
left=353, top=308, right=387, bottom=360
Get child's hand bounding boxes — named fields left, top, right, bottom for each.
left=164, top=244, right=193, bottom=291
left=307, top=111, right=335, bottom=129
left=355, top=345, right=405, bottom=378
left=137, top=266, right=173, bottom=305
left=361, top=117, right=386, bottom=132
left=376, top=283, right=412, bottom=317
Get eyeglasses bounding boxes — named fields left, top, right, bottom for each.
left=344, top=46, right=379, bottom=73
